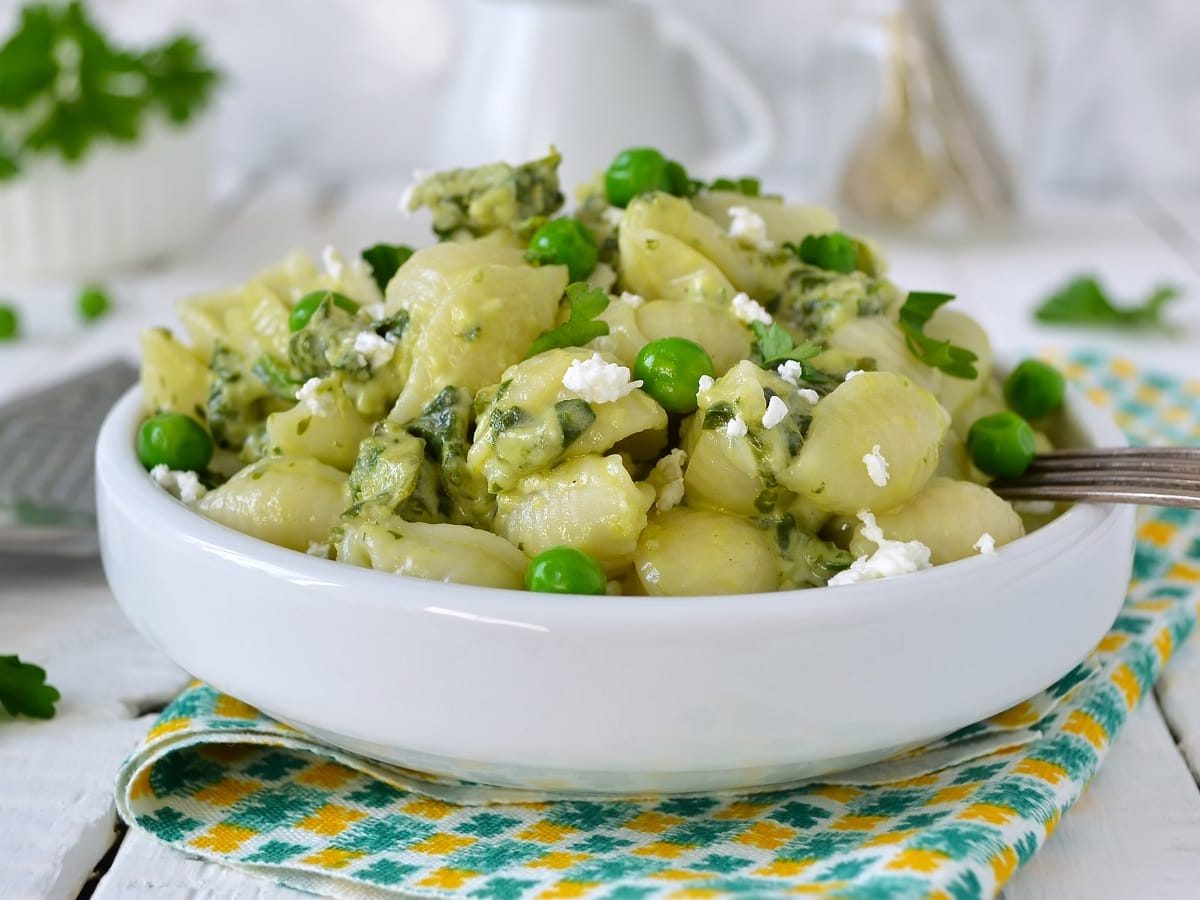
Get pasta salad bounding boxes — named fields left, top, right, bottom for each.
left=135, top=147, right=1067, bottom=595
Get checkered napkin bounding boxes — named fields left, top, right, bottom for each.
left=114, top=352, right=1200, bottom=899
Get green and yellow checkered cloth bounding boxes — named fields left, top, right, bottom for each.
left=115, top=351, right=1200, bottom=899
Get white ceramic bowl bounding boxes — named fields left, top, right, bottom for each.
left=96, top=386, right=1134, bottom=794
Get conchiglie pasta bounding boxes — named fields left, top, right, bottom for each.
left=336, top=518, right=527, bottom=589
left=495, top=454, right=655, bottom=573
left=197, top=456, right=348, bottom=551
left=265, top=376, right=372, bottom=471
left=636, top=300, right=751, bottom=375
left=634, top=507, right=779, bottom=596
left=385, top=236, right=568, bottom=422
left=782, top=371, right=950, bottom=514
left=140, top=328, right=210, bottom=420
left=468, top=348, right=667, bottom=492
left=850, top=477, right=1024, bottom=564
left=691, top=191, right=838, bottom=246
left=586, top=296, right=649, bottom=368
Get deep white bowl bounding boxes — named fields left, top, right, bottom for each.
left=96, top=386, right=1134, bottom=794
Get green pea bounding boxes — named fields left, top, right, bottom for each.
left=967, top=411, right=1036, bottom=478
left=0, top=304, right=18, bottom=340
left=604, top=147, right=691, bottom=207
left=78, top=284, right=111, bottom=322
left=288, top=290, right=359, bottom=332
left=525, top=546, right=608, bottom=595
left=136, top=412, right=214, bottom=472
left=634, top=337, right=715, bottom=414
left=525, top=219, right=598, bottom=283
left=1004, top=359, right=1066, bottom=420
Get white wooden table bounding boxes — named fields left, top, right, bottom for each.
left=2, top=175, right=1199, bottom=899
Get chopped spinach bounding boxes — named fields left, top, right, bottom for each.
left=554, top=398, right=596, bottom=448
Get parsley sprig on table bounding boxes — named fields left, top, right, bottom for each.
left=0, top=654, right=59, bottom=719
left=1034, top=275, right=1180, bottom=332
left=898, top=292, right=979, bottom=380
left=526, top=283, right=610, bottom=357
left=0, top=1, right=220, bottom=181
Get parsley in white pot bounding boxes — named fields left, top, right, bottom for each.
left=0, top=2, right=220, bottom=276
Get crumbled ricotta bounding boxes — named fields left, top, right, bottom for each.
left=761, top=395, right=788, bottom=429
left=562, top=353, right=643, bottom=403
left=725, top=415, right=748, bottom=437
left=296, top=377, right=324, bottom=412
left=727, top=205, right=774, bottom=251
left=602, top=207, right=625, bottom=229
left=399, top=168, right=431, bottom=213
left=354, top=331, right=396, bottom=369
left=619, top=291, right=645, bottom=309
left=697, top=374, right=715, bottom=394
left=973, top=533, right=997, bottom=555
left=863, top=444, right=890, bottom=487
left=797, top=388, right=819, bottom=405
left=321, top=244, right=345, bottom=280
left=149, top=464, right=207, bottom=505
left=844, top=369, right=866, bottom=381
left=650, top=448, right=688, bottom=512
left=731, top=291, right=772, bottom=325
left=1013, top=499, right=1055, bottom=515
left=777, top=360, right=803, bottom=386
left=828, top=511, right=932, bottom=586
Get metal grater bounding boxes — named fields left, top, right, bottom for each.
left=0, top=359, right=139, bottom=556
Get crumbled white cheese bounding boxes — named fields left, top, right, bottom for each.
left=973, top=533, right=997, bottom=555
left=562, top=353, right=643, bottom=403
left=828, top=511, right=932, bottom=586
left=697, top=374, right=715, bottom=394
left=354, top=331, right=396, bottom=369
left=619, top=291, right=645, bottom=309
left=1013, top=499, right=1056, bottom=515
left=602, top=207, right=625, bottom=229
left=650, top=448, right=688, bottom=512
left=149, top=464, right=207, bottom=505
left=731, top=291, right=772, bottom=325
left=797, top=388, right=819, bottom=405
left=776, top=360, right=803, bottom=386
left=399, top=168, right=431, bottom=213
left=725, top=415, right=748, bottom=438
left=844, top=369, right=866, bottom=381
left=761, top=395, right=788, bottom=429
left=321, top=244, right=345, bottom=280
left=863, top=444, right=890, bottom=487
left=296, top=377, right=324, bottom=412
left=727, top=205, right=774, bottom=251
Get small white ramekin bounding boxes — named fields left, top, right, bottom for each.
left=0, top=115, right=214, bottom=277
left=96, top=385, right=1135, bottom=795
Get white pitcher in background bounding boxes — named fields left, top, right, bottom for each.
left=435, top=0, right=776, bottom=185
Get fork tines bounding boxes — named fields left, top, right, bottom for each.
left=991, top=446, right=1200, bottom=509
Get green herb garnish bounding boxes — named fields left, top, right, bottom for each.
left=361, top=243, right=414, bottom=293
left=0, top=654, right=59, bottom=719
left=898, top=291, right=978, bottom=379
left=749, top=322, right=822, bottom=370
left=525, top=283, right=609, bottom=358
left=77, top=283, right=111, bottom=322
left=789, top=232, right=857, bottom=274
left=1034, top=276, right=1180, bottom=331
left=0, top=2, right=220, bottom=181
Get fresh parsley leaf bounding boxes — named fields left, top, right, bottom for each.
left=251, top=354, right=302, bottom=400
left=0, top=654, right=59, bottom=719
left=898, top=291, right=979, bottom=379
left=744, top=321, right=830, bottom=381
left=361, top=243, right=415, bottom=293
left=140, top=35, right=221, bottom=124
left=789, top=232, right=857, bottom=274
left=525, top=282, right=610, bottom=358
left=0, top=5, right=58, bottom=109
left=1034, top=276, right=1180, bottom=331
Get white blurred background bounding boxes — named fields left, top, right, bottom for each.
left=2, top=0, right=1197, bottom=197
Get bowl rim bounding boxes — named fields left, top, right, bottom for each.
left=97, top=381, right=1129, bottom=623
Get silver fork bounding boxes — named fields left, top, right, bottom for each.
left=991, top=447, right=1200, bottom=509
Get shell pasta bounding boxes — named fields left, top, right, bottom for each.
left=135, top=147, right=1063, bottom=595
